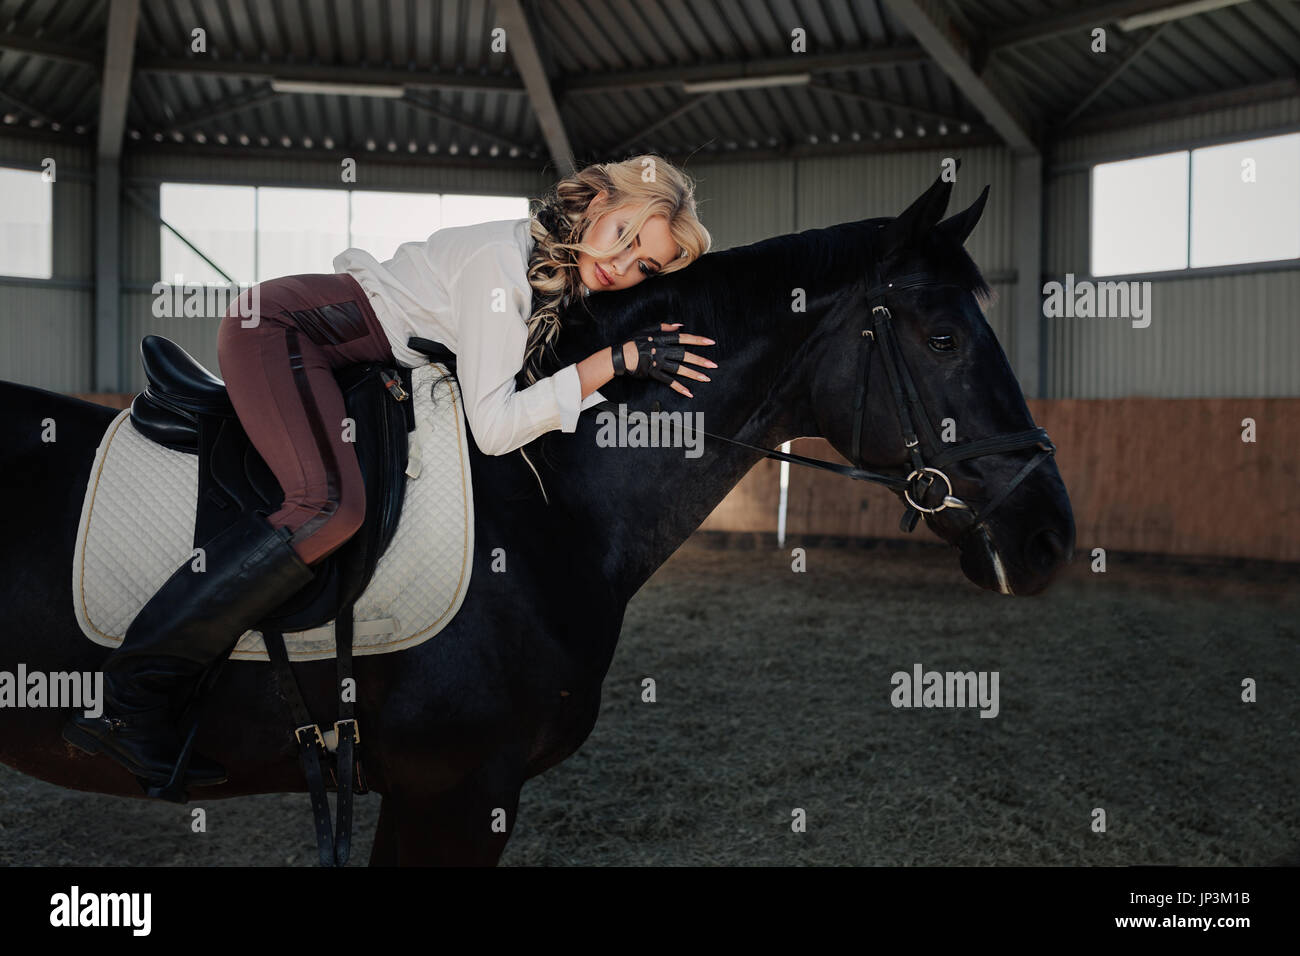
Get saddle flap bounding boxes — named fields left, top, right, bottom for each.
left=191, top=361, right=414, bottom=634
left=203, top=418, right=282, bottom=522
left=129, top=392, right=199, bottom=454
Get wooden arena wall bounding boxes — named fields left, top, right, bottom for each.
left=702, top=399, right=1300, bottom=563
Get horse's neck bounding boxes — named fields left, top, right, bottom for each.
left=545, top=287, right=819, bottom=602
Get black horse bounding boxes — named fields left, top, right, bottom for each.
left=0, top=173, right=1073, bottom=865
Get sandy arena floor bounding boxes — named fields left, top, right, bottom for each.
left=2, top=538, right=1296, bottom=866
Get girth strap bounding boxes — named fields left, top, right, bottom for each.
left=332, top=611, right=357, bottom=866
left=264, top=601, right=362, bottom=867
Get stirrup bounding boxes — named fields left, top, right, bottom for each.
left=143, top=658, right=229, bottom=802
left=142, top=720, right=201, bottom=803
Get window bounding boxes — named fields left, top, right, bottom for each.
left=160, top=184, right=256, bottom=285
left=256, top=187, right=348, bottom=279
left=160, top=187, right=528, bottom=284
left=440, top=193, right=530, bottom=228
left=349, top=191, right=443, bottom=263
left=1191, top=134, right=1300, bottom=268
left=0, top=166, right=53, bottom=279
left=1091, top=151, right=1188, bottom=276
left=1091, top=133, right=1300, bottom=276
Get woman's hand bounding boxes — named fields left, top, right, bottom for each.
left=614, top=323, right=717, bottom=398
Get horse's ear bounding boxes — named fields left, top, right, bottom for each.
left=882, top=171, right=954, bottom=249
left=937, top=185, right=990, bottom=246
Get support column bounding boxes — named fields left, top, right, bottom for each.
left=1012, top=152, right=1044, bottom=398
left=93, top=0, right=139, bottom=391
left=94, top=159, right=121, bottom=390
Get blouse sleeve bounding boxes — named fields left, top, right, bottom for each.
left=449, top=241, right=590, bottom=456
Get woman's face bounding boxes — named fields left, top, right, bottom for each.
left=576, top=194, right=679, bottom=294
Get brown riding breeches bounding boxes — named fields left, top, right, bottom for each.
left=216, top=273, right=397, bottom=566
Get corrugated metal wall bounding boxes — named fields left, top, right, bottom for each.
left=792, top=146, right=1018, bottom=349
left=2, top=142, right=1019, bottom=394
left=0, top=283, right=95, bottom=389
left=792, top=146, right=1014, bottom=274
left=694, top=147, right=1018, bottom=345
left=1051, top=98, right=1300, bottom=167
left=1044, top=270, right=1300, bottom=398
left=0, top=138, right=94, bottom=390
left=1044, top=98, right=1300, bottom=398
left=686, top=160, right=795, bottom=253
left=5, top=110, right=1295, bottom=398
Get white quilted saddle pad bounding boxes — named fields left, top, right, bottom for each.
left=73, top=363, right=474, bottom=661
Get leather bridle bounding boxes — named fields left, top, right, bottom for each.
left=690, top=270, right=1057, bottom=541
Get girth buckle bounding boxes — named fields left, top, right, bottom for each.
left=380, top=370, right=408, bottom=402
left=334, top=719, right=360, bottom=746
left=295, top=723, right=326, bottom=750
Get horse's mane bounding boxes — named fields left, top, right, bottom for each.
left=533, top=215, right=990, bottom=381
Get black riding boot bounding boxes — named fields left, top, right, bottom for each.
left=63, top=510, right=315, bottom=791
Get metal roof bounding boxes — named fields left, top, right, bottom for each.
left=0, top=0, right=1297, bottom=165
left=957, top=0, right=1300, bottom=132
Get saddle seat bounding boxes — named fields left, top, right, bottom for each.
left=128, top=334, right=416, bottom=633
left=140, top=334, right=234, bottom=419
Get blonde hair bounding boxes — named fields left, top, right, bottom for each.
left=522, top=153, right=711, bottom=385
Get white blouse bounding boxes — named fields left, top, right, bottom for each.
left=333, top=217, right=606, bottom=456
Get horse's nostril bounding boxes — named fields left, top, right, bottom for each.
left=1025, top=528, right=1070, bottom=569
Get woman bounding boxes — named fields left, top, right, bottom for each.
left=64, top=154, right=715, bottom=791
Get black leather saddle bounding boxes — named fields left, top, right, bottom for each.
left=129, top=334, right=417, bottom=631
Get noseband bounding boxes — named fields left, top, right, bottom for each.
left=693, top=272, right=1056, bottom=540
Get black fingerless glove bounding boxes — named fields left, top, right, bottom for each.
left=610, top=326, right=685, bottom=386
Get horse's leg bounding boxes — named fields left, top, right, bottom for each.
left=369, top=795, right=399, bottom=866
left=389, top=757, right=524, bottom=866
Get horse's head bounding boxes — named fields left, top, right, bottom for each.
left=809, top=173, right=1075, bottom=595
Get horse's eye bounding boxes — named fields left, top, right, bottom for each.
left=928, top=334, right=956, bottom=352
